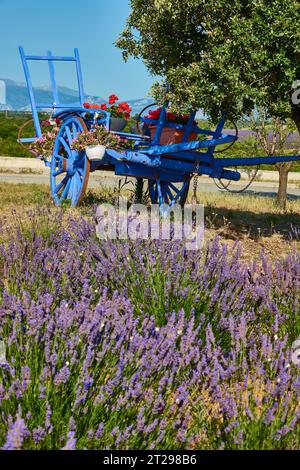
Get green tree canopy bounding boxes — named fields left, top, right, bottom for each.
left=116, top=0, right=300, bottom=124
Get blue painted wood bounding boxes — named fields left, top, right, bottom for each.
left=106, top=149, right=161, bottom=167
left=162, top=151, right=212, bottom=163
left=47, top=51, right=59, bottom=106
left=215, top=155, right=300, bottom=167
left=115, top=161, right=185, bottom=182
left=74, top=48, right=85, bottom=106
left=111, top=130, right=151, bottom=141
left=214, top=167, right=240, bottom=180
left=152, top=104, right=168, bottom=145
left=207, top=112, right=227, bottom=159
left=157, top=157, right=240, bottom=180
left=19, top=46, right=42, bottom=138
left=19, top=46, right=85, bottom=141
left=19, top=137, right=37, bottom=143
left=182, top=112, right=196, bottom=142
left=145, top=133, right=235, bottom=155
left=24, top=55, right=76, bottom=61
left=36, top=103, right=84, bottom=109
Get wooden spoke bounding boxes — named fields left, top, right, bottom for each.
left=148, top=178, right=191, bottom=209
left=50, top=116, right=90, bottom=206
left=59, top=137, right=72, bottom=156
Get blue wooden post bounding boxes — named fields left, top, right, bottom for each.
left=207, top=112, right=227, bottom=160
left=19, top=46, right=42, bottom=138
left=152, top=84, right=170, bottom=145
left=74, top=48, right=85, bottom=107
left=47, top=50, right=59, bottom=107
left=152, top=104, right=168, bottom=145
left=182, top=111, right=196, bottom=142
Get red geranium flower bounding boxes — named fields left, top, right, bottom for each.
left=147, top=108, right=162, bottom=120
left=166, top=112, right=177, bottom=121
left=83, top=102, right=91, bottom=109
left=118, top=102, right=131, bottom=113
left=100, top=103, right=107, bottom=110
left=116, top=105, right=124, bottom=115
left=108, top=94, right=119, bottom=105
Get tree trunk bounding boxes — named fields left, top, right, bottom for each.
left=291, top=105, right=300, bottom=134
left=276, top=165, right=289, bottom=210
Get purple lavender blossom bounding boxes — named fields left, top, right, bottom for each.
left=61, top=432, right=76, bottom=450
left=0, top=209, right=299, bottom=450
left=2, top=416, right=27, bottom=450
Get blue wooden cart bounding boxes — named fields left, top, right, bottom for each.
left=18, top=47, right=300, bottom=212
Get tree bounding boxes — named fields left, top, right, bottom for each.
left=250, top=110, right=300, bottom=210
left=116, top=0, right=300, bottom=128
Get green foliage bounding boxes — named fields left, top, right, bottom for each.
left=116, top=0, right=300, bottom=121
left=0, top=112, right=51, bottom=158
left=0, top=112, right=35, bottom=157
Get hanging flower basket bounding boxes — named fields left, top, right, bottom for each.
left=110, top=117, right=127, bottom=132
left=85, top=144, right=106, bottom=161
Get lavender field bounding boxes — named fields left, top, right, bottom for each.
left=0, top=200, right=299, bottom=451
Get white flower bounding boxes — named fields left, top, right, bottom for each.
left=267, top=358, right=272, bottom=362
left=65, top=361, right=70, bottom=366
left=177, top=329, right=183, bottom=335
left=155, top=327, right=160, bottom=332
left=94, top=289, right=98, bottom=293
left=274, top=334, right=278, bottom=341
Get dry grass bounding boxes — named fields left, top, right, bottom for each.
left=0, top=182, right=299, bottom=259
left=192, top=191, right=300, bottom=259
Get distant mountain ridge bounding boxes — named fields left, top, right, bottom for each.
left=0, top=78, right=154, bottom=115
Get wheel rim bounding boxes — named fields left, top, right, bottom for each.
left=50, top=117, right=90, bottom=206
left=148, top=178, right=190, bottom=210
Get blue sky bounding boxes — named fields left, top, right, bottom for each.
left=0, top=0, right=155, bottom=100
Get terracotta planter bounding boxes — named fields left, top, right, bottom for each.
left=110, top=117, right=127, bottom=132
left=149, top=126, right=197, bottom=145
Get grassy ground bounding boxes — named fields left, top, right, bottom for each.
left=0, top=182, right=299, bottom=260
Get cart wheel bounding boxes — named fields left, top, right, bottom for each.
left=148, top=177, right=190, bottom=211
left=50, top=116, right=90, bottom=206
